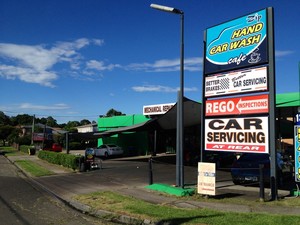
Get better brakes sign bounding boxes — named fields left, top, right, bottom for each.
left=205, top=66, right=268, bottom=97
left=205, top=116, right=269, bottom=153
left=205, top=94, right=269, bottom=116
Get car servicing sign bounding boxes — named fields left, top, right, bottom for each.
left=205, top=116, right=269, bottom=153
left=205, top=94, right=269, bottom=116
left=205, top=66, right=267, bottom=97
left=295, top=124, right=300, bottom=182
left=204, top=9, right=267, bottom=74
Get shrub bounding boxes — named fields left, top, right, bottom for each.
left=69, top=141, right=82, bottom=150
left=20, top=145, right=35, bottom=154
left=38, top=150, right=80, bottom=170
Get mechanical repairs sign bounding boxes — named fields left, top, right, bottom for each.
left=204, top=116, right=269, bottom=153
left=205, top=66, right=268, bottom=97
left=143, top=103, right=175, bottom=116
left=198, top=162, right=216, bottom=196
left=205, top=9, right=267, bottom=74
left=205, top=94, right=269, bottom=116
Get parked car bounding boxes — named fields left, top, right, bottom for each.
left=43, top=143, right=62, bottom=152
left=93, top=144, right=123, bottom=158
left=231, top=153, right=271, bottom=185
left=205, top=151, right=237, bottom=168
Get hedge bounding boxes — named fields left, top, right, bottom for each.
left=37, top=150, right=80, bottom=171
left=20, top=145, right=35, bottom=154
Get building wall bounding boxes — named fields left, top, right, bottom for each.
left=97, top=115, right=150, bottom=156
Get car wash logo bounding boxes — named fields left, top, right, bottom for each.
left=205, top=9, right=267, bottom=74
left=205, top=117, right=269, bottom=153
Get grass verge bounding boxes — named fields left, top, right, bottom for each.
left=15, top=160, right=55, bottom=177
left=0, top=146, right=19, bottom=156
left=74, top=191, right=300, bottom=225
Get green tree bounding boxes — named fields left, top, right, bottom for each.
left=0, top=111, right=11, bottom=125
left=0, top=125, right=15, bottom=146
left=80, top=119, right=91, bottom=126
left=106, top=108, right=125, bottom=117
left=7, top=127, right=22, bottom=145
left=11, top=114, right=33, bottom=126
left=45, top=116, right=58, bottom=127
left=64, top=121, right=80, bottom=132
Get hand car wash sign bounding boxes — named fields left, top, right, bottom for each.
left=205, top=9, right=267, bottom=74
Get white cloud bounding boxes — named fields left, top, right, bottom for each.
left=0, top=64, right=57, bottom=87
left=19, top=103, right=70, bottom=110
left=0, top=43, right=58, bottom=71
left=0, top=38, right=104, bottom=87
left=132, top=85, right=198, bottom=93
left=127, top=57, right=202, bottom=72
left=0, top=103, right=70, bottom=116
left=86, top=60, right=120, bottom=71
left=275, top=50, right=294, bottom=57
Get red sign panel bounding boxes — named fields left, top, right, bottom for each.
left=205, top=94, right=269, bottom=116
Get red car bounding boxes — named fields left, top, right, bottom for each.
left=43, top=143, right=62, bottom=152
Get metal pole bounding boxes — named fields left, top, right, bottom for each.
left=150, top=3, right=184, bottom=187
left=149, top=157, right=153, bottom=185
left=259, top=164, right=265, bottom=201
left=267, top=7, right=277, bottom=200
left=66, top=132, right=69, bottom=154
left=176, top=91, right=181, bottom=186
left=31, top=114, right=35, bottom=145
left=179, top=13, right=184, bottom=188
left=153, top=130, right=157, bottom=156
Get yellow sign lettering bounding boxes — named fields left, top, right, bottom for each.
left=209, top=43, right=228, bottom=55
left=231, top=22, right=264, bottom=39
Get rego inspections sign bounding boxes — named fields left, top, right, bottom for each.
left=204, top=117, right=269, bottom=153
left=205, top=66, right=268, bottom=97
left=205, top=94, right=269, bottom=116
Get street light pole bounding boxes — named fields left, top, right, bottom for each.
left=150, top=3, right=185, bottom=187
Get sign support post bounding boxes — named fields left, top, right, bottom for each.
left=267, top=7, right=277, bottom=200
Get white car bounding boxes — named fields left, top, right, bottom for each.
left=94, top=144, right=123, bottom=158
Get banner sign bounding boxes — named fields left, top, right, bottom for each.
left=205, top=9, right=267, bottom=74
left=33, top=133, right=53, bottom=141
left=205, top=94, right=269, bottom=116
left=143, top=103, right=175, bottom=116
left=204, top=116, right=269, bottom=153
left=198, top=162, right=216, bottom=196
left=296, top=113, right=300, bottom=126
left=295, top=126, right=300, bottom=182
left=205, top=66, right=268, bottom=97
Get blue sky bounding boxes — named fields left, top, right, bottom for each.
left=0, top=0, right=299, bottom=124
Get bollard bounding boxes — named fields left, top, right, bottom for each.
left=259, top=164, right=265, bottom=201
left=149, top=157, right=153, bottom=185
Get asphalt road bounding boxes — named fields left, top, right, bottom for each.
left=0, top=155, right=115, bottom=225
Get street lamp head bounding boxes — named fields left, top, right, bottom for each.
left=150, top=3, right=183, bottom=15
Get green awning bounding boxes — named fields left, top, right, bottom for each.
left=276, top=92, right=300, bottom=107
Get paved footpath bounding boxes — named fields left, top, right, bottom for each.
left=5, top=152, right=300, bottom=223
